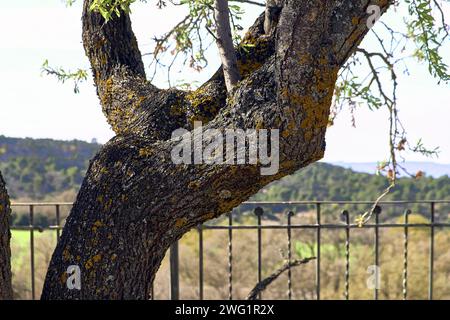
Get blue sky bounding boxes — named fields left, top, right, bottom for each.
left=0, top=0, right=449, bottom=164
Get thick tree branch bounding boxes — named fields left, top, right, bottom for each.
left=83, top=1, right=274, bottom=139
left=82, top=0, right=145, bottom=82
left=82, top=0, right=191, bottom=139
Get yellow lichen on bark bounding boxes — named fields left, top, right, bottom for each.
left=175, top=217, right=188, bottom=228
left=85, top=254, right=102, bottom=270
left=62, top=248, right=71, bottom=262
left=139, top=147, right=153, bottom=157
left=185, top=87, right=221, bottom=125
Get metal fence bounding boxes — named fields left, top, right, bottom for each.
left=9, top=200, right=450, bottom=300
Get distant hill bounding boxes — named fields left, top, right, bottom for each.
left=332, top=161, right=450, bottom=178
left=0, top=135, right=100, bottom=199
left=251, top=162, right=450, bottom=201
left=0, top=136, right=449, bottom=211
left=249, top=162, right=450, bottom=217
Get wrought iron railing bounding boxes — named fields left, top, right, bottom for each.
left=9, top=200, right=450, bottom=300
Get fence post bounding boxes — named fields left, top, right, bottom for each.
left=55, top=204, right=61, bottom=241
left=287, top=210, right=294, bottom=300
left=403, top=209, right=411, bottom=300
left=254, top=206, right=264, bottom=300
left=197, top=225, right=204, bottom=300
left=170, top=241, right=180, bottom=300
left=227, top=211, right=233, bottom=300
left=374, top=205, right=381, bottom=300
left=316, top=203, right=321, bottom=300
left=429, top=202, right=435, bottom=300
left=342, top=210, right=350, bottom=300
left=29, top=205, right=35, bottom=300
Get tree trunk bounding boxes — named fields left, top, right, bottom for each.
left=0, top=171, right=13, bottom=300
left=41, top=0, right=391, bottom=299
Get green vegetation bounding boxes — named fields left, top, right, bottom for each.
left=10, top=230, right=56, bottom=299
left=251, top=162, right=450, bottom=215
left=1, top=135, right=449, bottom=218
left=3, top=136, right=448, bottom=299
left=253, top=162, right=450, bottom=202
left=0, top=135, right=100, bottom=199
left=10, top=213, right=450, bottom=300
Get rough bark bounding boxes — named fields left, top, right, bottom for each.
left=213, top=0, right=241, bottom=91
left=264, top=0, right=282, bottom=35
left=41, top=0, right=391, bottom=299
left=0, top=171, right=13, bottom=300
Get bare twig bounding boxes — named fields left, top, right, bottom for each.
left=246, top=257, right=316, bottom=300
left=41, top=60, right=88, bottom=94
left=230, top=0, right=265, bottom=7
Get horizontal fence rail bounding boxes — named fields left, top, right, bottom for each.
left=9, top=200, right=450, bottom=300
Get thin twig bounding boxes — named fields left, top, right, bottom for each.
left=246, top=257, right=316, bottom=300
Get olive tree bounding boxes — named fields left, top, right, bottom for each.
left=4, top=0, right=448, bottom=299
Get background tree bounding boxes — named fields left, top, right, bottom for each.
left=0, top=171, right=13, bottom=300
left=15, top=0, right=445, bottom=299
